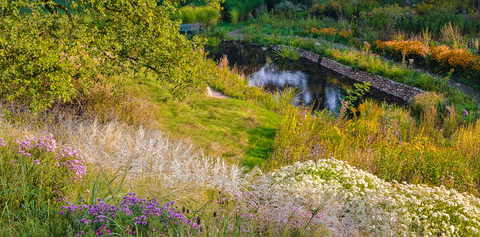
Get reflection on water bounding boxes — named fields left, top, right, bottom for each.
left=206, top=43, right=349, bottom=112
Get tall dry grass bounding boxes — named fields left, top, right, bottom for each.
left=0, top=105, right=351, bottom=236
left=0, top=109, right=244, bottom=201
left=441, top=22, right=464, bottom=49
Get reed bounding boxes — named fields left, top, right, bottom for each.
left=273, top=46, right=301, bottom=60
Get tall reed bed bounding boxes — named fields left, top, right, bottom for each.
left=267, top=97, right=480, bottom=195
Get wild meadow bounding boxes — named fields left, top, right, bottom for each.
left=3, top=0, right=480, bottom=236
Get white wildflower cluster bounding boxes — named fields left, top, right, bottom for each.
left=267, top=159, right=480, bottom=236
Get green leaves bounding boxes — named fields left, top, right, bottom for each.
left=341, top=82, right=371, bottom=108
left=0, top=0, right=221, bottom=112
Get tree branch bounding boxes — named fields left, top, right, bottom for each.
left=43, top=3, right=55, bottom=14
left=124, top=55, right=160, bottom=74
left=51, top=3, right=73, bottom=21
left=103, top=5, right=122, bottom=13
left=41, top=1, right=74, bottom=26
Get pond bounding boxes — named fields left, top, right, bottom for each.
left=206, top=42, right=356, bottom=113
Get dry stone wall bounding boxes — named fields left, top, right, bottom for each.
left=271, top=45, right=425, bottom=102
left=320, top=58, right=425, bottom=102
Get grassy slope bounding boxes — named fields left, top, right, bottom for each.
left=158, top=95, right=278, bottom=167
left=120, top=69, right=279, bottom=169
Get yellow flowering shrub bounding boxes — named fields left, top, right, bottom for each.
left=307, top=27, right=337, bottom=37
left=376, top=40, right=480, bottom=79
left=376, top=40, right=430, bottom=57
left=339, top=29, right=354, bottom=39
left=310, top=3, right=326, bottom=15
left=431, top=46, right=478, bottom=69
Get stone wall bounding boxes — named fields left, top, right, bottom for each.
left=319, top=58, right=425, bottom=102
left=271, top=46, right=425, bottom=102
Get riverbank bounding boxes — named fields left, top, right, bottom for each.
left=241, top=27, right=480, bottom=105
left=227, top=27, right=478, bottom=117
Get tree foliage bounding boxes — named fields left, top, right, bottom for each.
left=0, top=0, right=218, bottom=112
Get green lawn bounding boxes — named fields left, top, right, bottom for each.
left=122, top=69, right=279, bottom=168
left=157, top=95, right=278, bottom=168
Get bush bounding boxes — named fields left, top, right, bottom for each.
left=195, top=6, right=220, bottom=27
left=179, top=6, right=197, bottom=24
left=223, top=0, right=265, bottom=20
left=274, top=0, right=298, bottom=13
left=206, top=36, right=222, bottom=46
left=409, top=91, right=445, bottom=119
left=230, top=8, right=239, bottom=26
left=273, top=46, right=301, bottom=60
left=270, top=158, right=480, bottom=236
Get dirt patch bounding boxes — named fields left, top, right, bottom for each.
left=207, top=86, right=230, bottom=99
left=228, top=26, right=245, bottom=41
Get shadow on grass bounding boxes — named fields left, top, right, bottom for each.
left=243, top=125, right=276, bottom=169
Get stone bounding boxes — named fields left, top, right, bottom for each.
left=206, top=87, right=213, bottom=97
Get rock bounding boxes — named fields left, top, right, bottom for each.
left=206, top=87, right=213, bottom=97
left=462, top=109, right=469, bottom=117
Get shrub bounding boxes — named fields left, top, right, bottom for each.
left=273, top=46, right=301, bottom=60
left=195, top=6, right=220, bottom=28
left=206, top=36, right=222, bottom=46
left=410, top=92, right=445, bottom=130
left=269, top=159, right=480, bottom=236
left=230, top=8, right=239, bottom=27
left=274, top=0, right=299, bottom=13
left=359, top=4, right=414, bottom=30
left=180, top=6, right=197, bottom=24
left=224, top=0, right=264, bottom=20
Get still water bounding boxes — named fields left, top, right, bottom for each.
left=206, top=43, right=351, bottom=113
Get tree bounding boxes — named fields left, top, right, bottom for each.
left=0, top=0, right=218, bottom=112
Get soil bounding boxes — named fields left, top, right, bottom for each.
left=207, top=86, right=230, bottom=99
left=227, top=26, right=245, bottom=40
